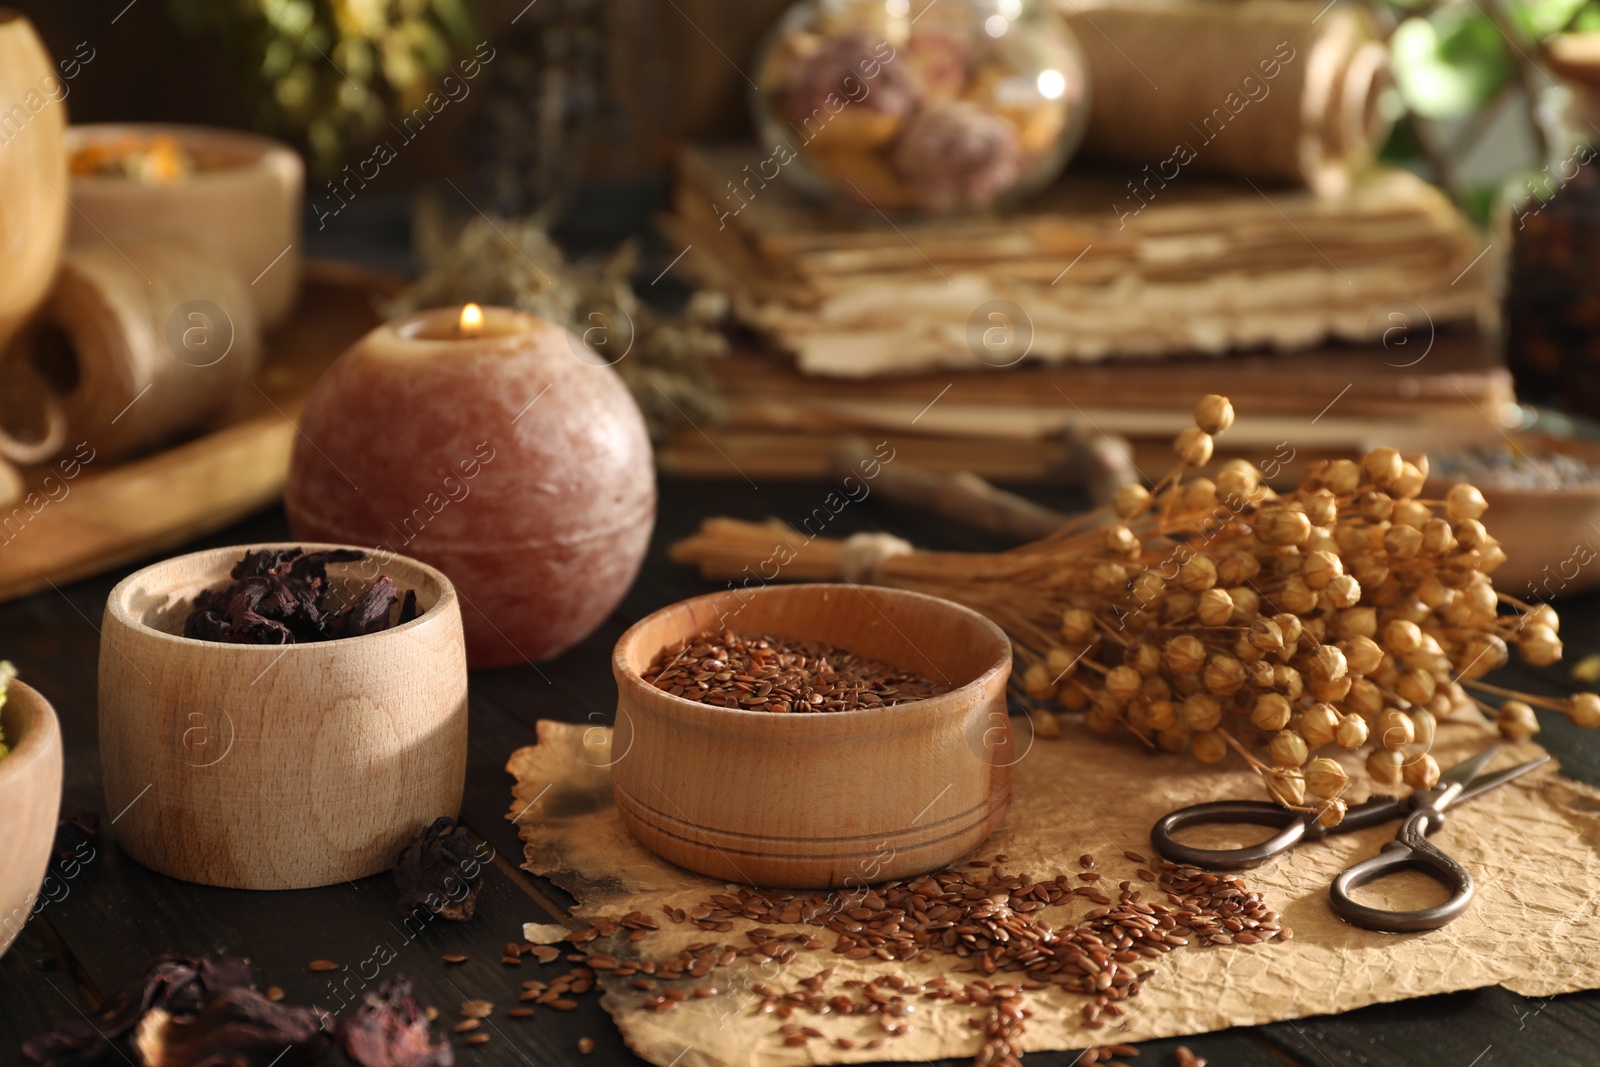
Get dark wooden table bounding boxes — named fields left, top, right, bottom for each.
left=3, top=479, right=1599, bottom=1067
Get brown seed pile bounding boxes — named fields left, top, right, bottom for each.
left=642, top=630, right=948, bottom=712
left=1174, top=1046, right=1207, bottom=1067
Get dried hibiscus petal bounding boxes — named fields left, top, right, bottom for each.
left=338, top=977, right=453, bottom=1067
left=133, top=987, right=328, bottom=1067
left=182, top=548, right=414, bottom=645
left=393, top=817, right=483, bottom=922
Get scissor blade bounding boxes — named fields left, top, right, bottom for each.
left=1455, top=753, right=1553, bottom=806
left=1438, top=746, right=1500, bottom=790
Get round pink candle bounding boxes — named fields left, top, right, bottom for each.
left=285, top=305, right=656, bottom=667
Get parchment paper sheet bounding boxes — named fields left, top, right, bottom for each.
left=507, top=720, right=1600, bottom=1067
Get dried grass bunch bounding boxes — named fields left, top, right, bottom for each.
left=672, top=396, right=1597, bottom=823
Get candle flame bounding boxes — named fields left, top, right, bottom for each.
left=460, top=303, right=484, bottom=336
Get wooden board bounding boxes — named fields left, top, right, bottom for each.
left=0, top=260, right=393, bottom=602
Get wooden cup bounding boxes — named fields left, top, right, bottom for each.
left=0, top=680, right=64, bottom=958
left=611, top=583, right=1014, bottom=888
left=98, top=544, right=468, bottom=890
left=0, top=11, right=68, bottom=355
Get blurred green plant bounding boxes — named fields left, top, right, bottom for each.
left=170, top=0, right=475, bottom=171
left=1373, top=0, right=1597, bottom=212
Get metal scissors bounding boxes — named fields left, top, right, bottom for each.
left=1149, top=746, right=1550, bottom=932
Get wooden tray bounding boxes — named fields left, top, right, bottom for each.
left=0, top=260, right=394, bottom=602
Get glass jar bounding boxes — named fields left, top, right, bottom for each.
left=750, top=0, right=1090, bottom=214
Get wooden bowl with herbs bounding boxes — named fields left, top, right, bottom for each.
left=1424, top=435, right=1600, bottom=598
left=98, top=543, right=467, bottom=890
left=611, top=583, right=1014, bottom=888
left=0, top=674, right=63, bottom=958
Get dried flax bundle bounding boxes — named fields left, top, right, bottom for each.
left=672, top=396, right=1599, bottom=821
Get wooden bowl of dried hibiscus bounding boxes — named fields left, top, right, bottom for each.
left=98, top=543, right=467, bottom=890
left=611, top=582, right=1014, bottom=888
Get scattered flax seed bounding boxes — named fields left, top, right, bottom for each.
left=441, top=954, right=468, bottom=965
left=578, top=1038, right=596, bottom=1054
left=641, top=630, right=949, bottom=712
left=1174, top=1046, right=1207, bottom=1067
left=453, top=1020, right=481, bottom=1033
left=308, top=960, right=338, bottom=972
left=501, top=956, right=522, bottom=965
left=460, top=1000, right=494, bottom=1018
left=265, top=986, right=284, bottom=1002
left=1122, top=851, right=1147, bottom=865
left=463, top=1033, right=490, bottom=1046
left=425, top=1006, right=438, bottom=1021
left=1079, top=854, right=1096, bottom=868
left=551, top=998, right=579, bottom=1011
left=508, top=1007, right=534, bottom=1018
left=531, top=946, right=562, bottom=964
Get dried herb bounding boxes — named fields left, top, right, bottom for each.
left=183, top=548, right=416, bottom=645
left=339, top=978, right=454, bottom=1067
left=23, top=956, right=450, bottom=1067
left=393, top=817, right=483, bottom=923
left=21, top=955, right=280, bottom=1065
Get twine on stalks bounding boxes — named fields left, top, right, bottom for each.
left=1063, top=0, right=1394, bottom=195
left=672, top=395, right=1600, bottom=823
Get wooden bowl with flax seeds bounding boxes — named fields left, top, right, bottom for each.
left=611, top=583, right=1014, bottom=888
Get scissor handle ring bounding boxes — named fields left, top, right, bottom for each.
left=1327, top=810, right=1475, bottom=932
left=1150, top=800, right=1312, bottom=870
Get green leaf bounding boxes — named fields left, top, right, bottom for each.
left=1390, top=12, right=1512, bottom=120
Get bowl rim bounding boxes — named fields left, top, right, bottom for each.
left=104, top=541, right=458, bottom=653
left=612, top=582, right=1012, bottom=722
left=0, top=678, right=59, bottom=785
left=64, top=122, right=302, bottom=185
left=1422, top=433, right=1600, bottom=502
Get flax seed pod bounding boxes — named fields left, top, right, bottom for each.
left=1395, top=668, right=1436, bottom=707
left=1274, top=664, right=1304, bottom=701
left=1323, top=574, right=1362, bottom=610
left=1362, top=447, right=1403, bottom=487
left=1391, top=499, right=1432, bottom=530
left=1393, top=461, right=1427, bottom=499
left=1376, top=709, right=1415, bottom=750
left=1058, top=681, right=1090, bottom=711
left=1260, top=508, right=1313, bottom=547
left=1410, top=707, right=1437, bottom=751
left=1338, top=606, right=1378, bottom=640
left=1194, top=394, right=1235, bottom=435
left=1359, top=490, right=1394, bottom=523
left=1228, top=585, right=1261, bottom=623
left=1497, top=700, right=1540, bottom=741
left=1197, top=588, right=1234, bottom=627
left=1235, top=632, right=1265, bottom=663
left=1446, top=483, right=1488, bottom=521
left=1300, top=703, right=1340, bottom=748
left=1384, top=523, right=1424, bottom=560
left=1454, top=517, right=1489, bottom=549
left=1252, top=692, right=1293, bottom=732
left=1269, top=730, right=1309, bottom=768
left=1381, top=619, right=1422, bottom=657
left=1155, top=726, right=1190, bottom=753
left=1479, top=539, right=1508, bottom=573
left=1518, top=626, right=1563, bottom=667
left=1174, top=427, right=1214, bottom=467
left=1204, top=655, right=1245, bottom=697
left=1403, top=752, right=1441, bottom=790
left=1061, top=607, right=1097, bottom=643
left=1146, top=698, right=1177, bottom=730
left=1317, top=798, right=1349, bottom=828
left=1454, top=633, right=1508, bottom=679
left=1322, top=458, right=1360, bottom=495
left=1278, top=577, right=1317, bottom=614
left=1105, top=664, right=1142, bottom=703
left=1023, top=663, right=1054, bottom=700
left=1302, top=550, right=1342, bottom=589
left=1105, top=524, right=1141, bottom=557
left=1349, top=553, right=1389, bottom=589
left=1305, top=757, right=1349, bottom=799
left=1340, top=635, right=1383, bottom=676
left=1268, top=772, right=1306, bottom=806
left=1183, top=478, right=1219, bottom=513
left=1335, top=712, right=1369, bottom=749
left=1114, top=483, right=1152, bottom=519
left=1092, top=561, right=1130, bottom=594
left=1165, top=635, right=1207, bottom=675
left=1420, top=518, right=1456, bottom=556
left=1525, top=603, right=1560, bottom=632
left=1304, top=488, right=1338, bottom=526
left=1215, top=460, right=1260, bottom=507
left=1163, top=590, right=1198, bottom=623
left=1569, top=693, right=1600, bottom=728
left=1191, top=730, right=1228, bottom=764
left=1178, top=556, right=1218, bottom=592
left=1047, top=646, right=1085, bottom=682
left=1368, top=748, right=1404, bottom=786
left=1344, top=677, right=1383, bottom=720
left=1130, top=641, right=1163, bottom=677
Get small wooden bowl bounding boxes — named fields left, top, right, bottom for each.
left=0, top=680, right=63, bottom=958
left=98, top=544, right=468, bottom=890
left=65, top=123, right=303, bottom=326
left=611, top=584, right=1014, bottom=888
left=1426, top=435, right=1600, bottom=598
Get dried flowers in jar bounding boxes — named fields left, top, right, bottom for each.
left=750, top=0, right=1090, bottom=213
left=0, top=660, right=15, bottom=760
